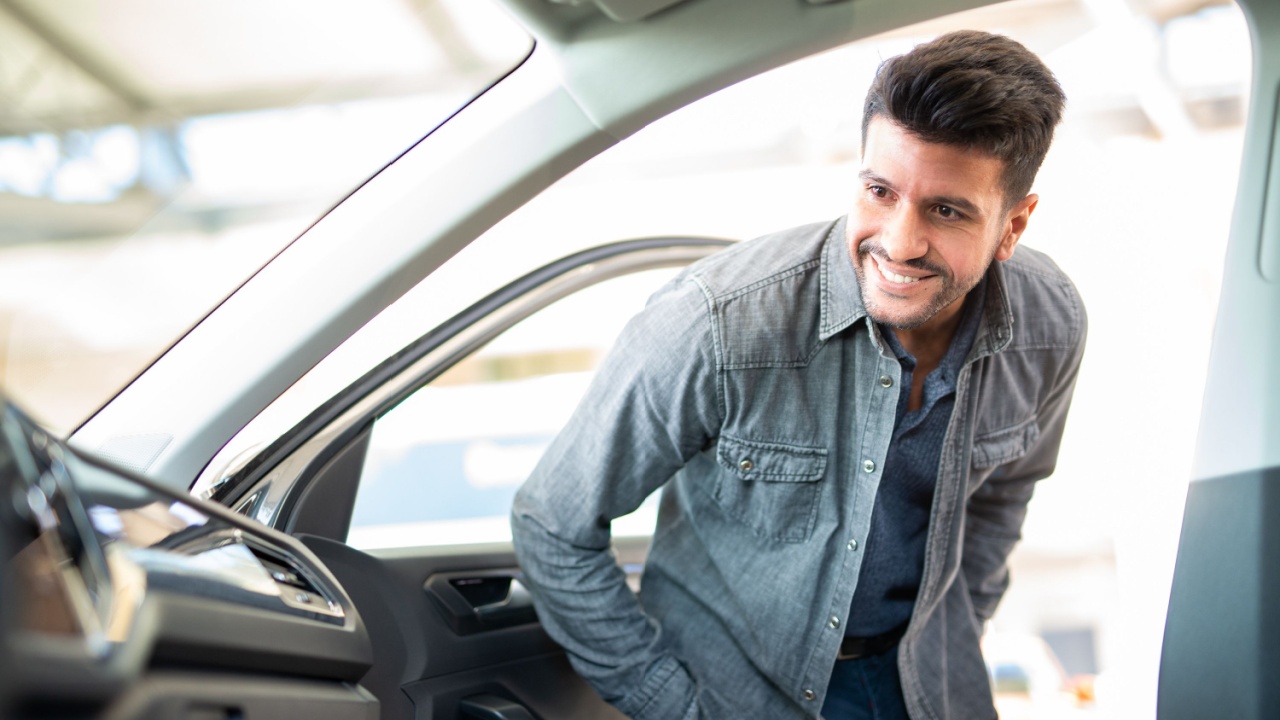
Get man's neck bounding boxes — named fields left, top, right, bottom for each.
left=894, top=298, right=967, bottom=371
left=889, top=295, right=970, bottom=413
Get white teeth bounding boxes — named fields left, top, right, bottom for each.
left=877, top=261, right=919, bottom=284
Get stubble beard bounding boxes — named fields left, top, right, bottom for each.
left=853, top=240, right=992, bottom=330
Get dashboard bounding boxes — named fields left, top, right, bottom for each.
left=0, top=397, right=378, bottom=719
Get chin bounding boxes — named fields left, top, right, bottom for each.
left=865, top=304, right=930, bottom=331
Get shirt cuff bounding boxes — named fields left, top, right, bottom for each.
left=614, top=653, right=699, bottom=720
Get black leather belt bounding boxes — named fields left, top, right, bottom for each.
left=837, top=622, right=908, bottom=661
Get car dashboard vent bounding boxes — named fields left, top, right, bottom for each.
left=244, top=541, right=345, bottom=623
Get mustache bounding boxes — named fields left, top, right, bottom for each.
left=857, top=241, right=947, bottom=277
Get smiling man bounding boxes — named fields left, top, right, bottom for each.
left=513, top=31, right=1084, bottom=720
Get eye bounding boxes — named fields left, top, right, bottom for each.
left=935, top=204, right=964, bottom=220
left=867, top=184, right=889, bottom=199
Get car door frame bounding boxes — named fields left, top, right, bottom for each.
left=1160, top=1, right=1280, bottom=718
left=208, top=236, right=733, bottom=541
left=201, top=236, right=731, bottom=719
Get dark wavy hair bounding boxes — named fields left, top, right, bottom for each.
left=862, top=30, right=1065, bottom=206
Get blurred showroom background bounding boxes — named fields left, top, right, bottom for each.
left=0, top=0, right=1252, bottom=718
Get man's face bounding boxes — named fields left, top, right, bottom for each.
left=847, top=118, right=1037, bottom=333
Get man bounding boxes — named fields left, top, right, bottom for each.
left=512, top=30, right=1084, bottom=720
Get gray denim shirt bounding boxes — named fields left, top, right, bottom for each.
left=511, top=217, right=1086, bottom=720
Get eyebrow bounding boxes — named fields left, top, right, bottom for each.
left=858, top=169, right=984, bottom=219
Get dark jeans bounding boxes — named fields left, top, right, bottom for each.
left=820, top=644, right=911, bottom=720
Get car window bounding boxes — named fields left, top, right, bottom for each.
left=347, top=267, right=680, bottom=550
left=0, top=1, right=531, bottom=435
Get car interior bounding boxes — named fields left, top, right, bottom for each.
left=2, top=0, right=1279, bottom=718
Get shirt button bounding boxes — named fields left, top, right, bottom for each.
left=829, top=616, right=841, bottom=629
left=862, top=459, right=876, bottom=473
left=739, top=458, right=753, bottom=472
left=879, top=375, right=893, bottom=388
left=802, top=689, right=816, bottom=701
left=847, top=538, right=858, bottom=551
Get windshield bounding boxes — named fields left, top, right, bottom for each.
left=0, top=0, right=531, bottom=436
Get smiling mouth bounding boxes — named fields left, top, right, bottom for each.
left=871, top=254, right=930, bottom=285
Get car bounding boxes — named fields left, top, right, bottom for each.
left=0, top=0, right=1274, bottom=718
left=983, top=633, right=1096, bottom=720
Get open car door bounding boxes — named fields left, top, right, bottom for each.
left=200, top=237, right=732, bottom=718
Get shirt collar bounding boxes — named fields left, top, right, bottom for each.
left=969, top=258, right=1014, bottom=362
left=817, top=214, right=1016, bottom=359
left=818, top=215, right=867, bottom=342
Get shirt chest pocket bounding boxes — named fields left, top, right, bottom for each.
left=971, top=418, right=1040, bottom=470
left=713, top=434, right=827, bottom=543
left=967, top=418, right=1041, bottom=496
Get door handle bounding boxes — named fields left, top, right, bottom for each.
left=459, top=693, right=535, bottom=720
left=424, top=569, right=539, bottom=634
left=473, top=578, right=532, bottom=621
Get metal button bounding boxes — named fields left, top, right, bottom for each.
left=739, top=458, right=754, bottom=472
left=847, top=539, right=858, bottom=551
left=879, top=375, right=893, bottom=388
left=295, top=592, right=311, bottom=603
left=802, top=689, right=816, bottom=701
left=829, top=616, right=841, bottom=629
left=862, top=459, right=876, bottom=473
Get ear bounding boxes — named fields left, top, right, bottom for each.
left=994, top=194, right=1038, bottom=262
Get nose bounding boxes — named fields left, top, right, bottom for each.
left=878, top=207, right=928, bottom=261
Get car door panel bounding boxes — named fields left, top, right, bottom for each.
left=300, top=534, right=628, bottom=719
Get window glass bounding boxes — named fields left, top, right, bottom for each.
left=0, top=0, right=530, bottom=435
left=347, top=267, right=681, bottom=549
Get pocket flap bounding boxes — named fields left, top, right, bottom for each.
left=971, top=419, right=1040, bottom=469
left=717, top=435, right=827, bottom=482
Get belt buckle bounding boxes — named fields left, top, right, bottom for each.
left=837, top=623, right=906, bottom=661
left=837, top=637, right=870, bottom=661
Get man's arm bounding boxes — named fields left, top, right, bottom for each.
left=511, top=276, right=721, bottom=720
left=962, top=307, right=1087, bottom=626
